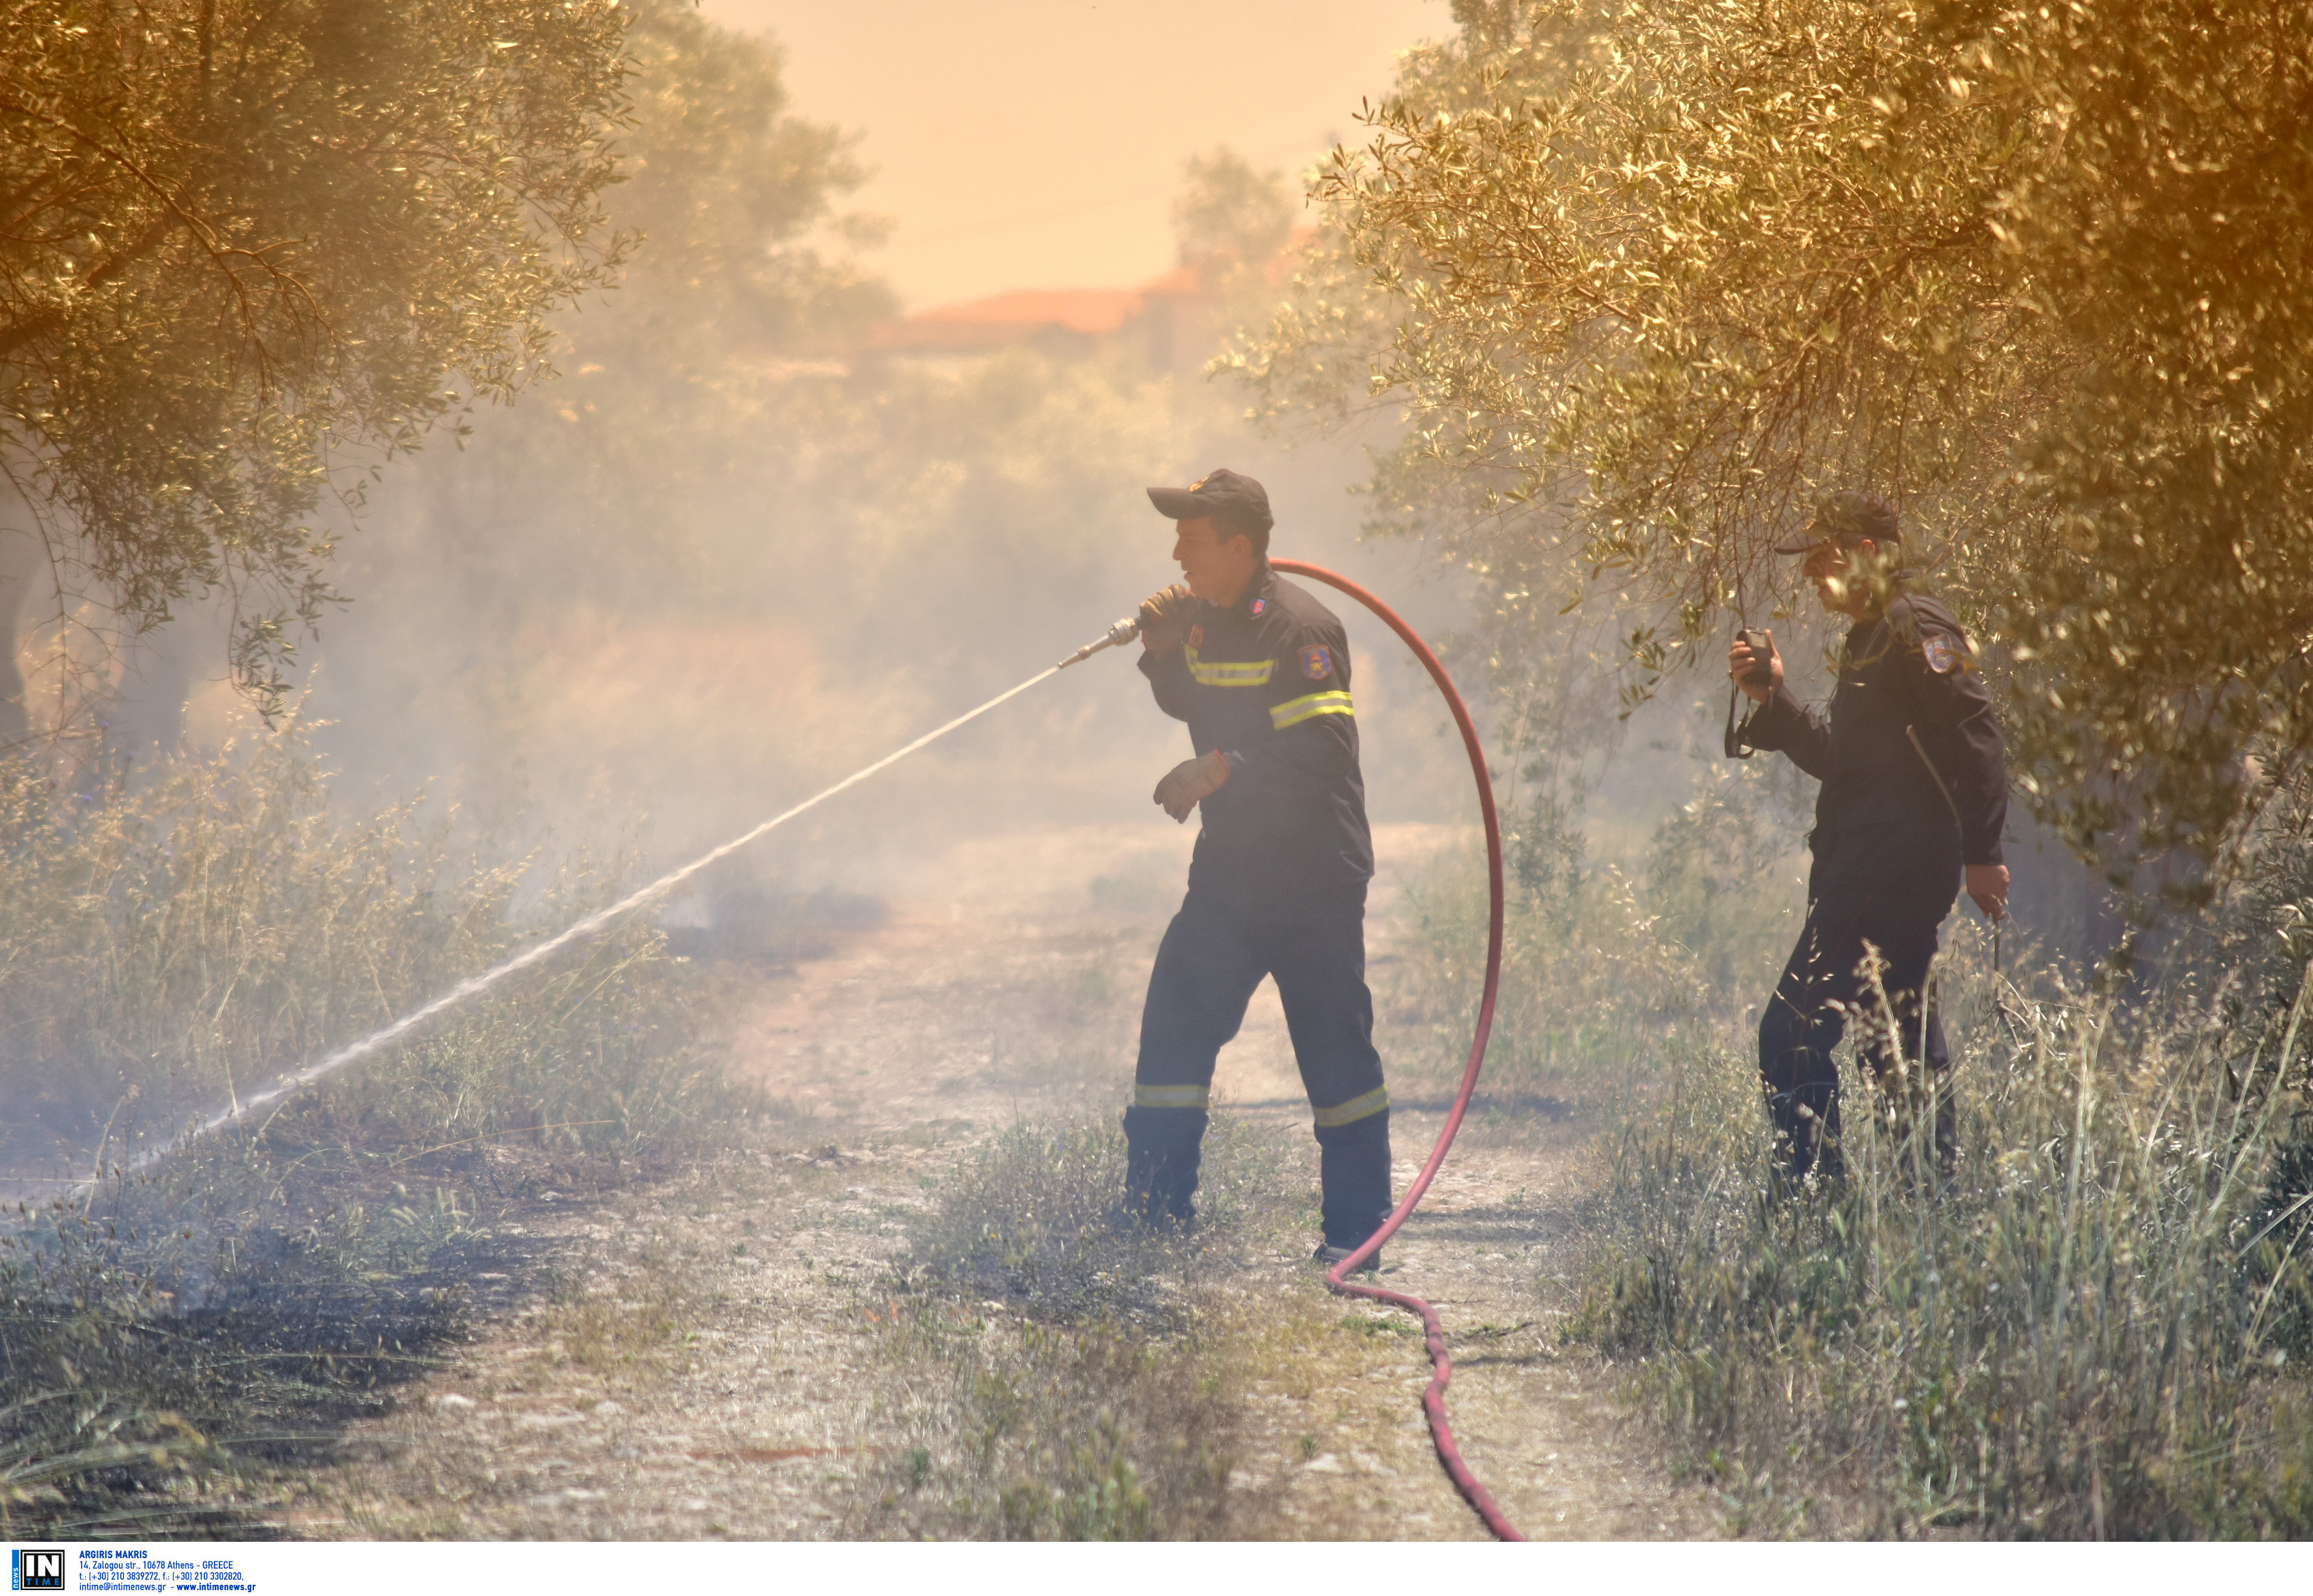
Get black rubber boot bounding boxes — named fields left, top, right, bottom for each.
left=1883, top=1072, right=1958, bottom=1193
left=1313, top=1110, right=1393, bottom=1250
left=1122, top=1105, right=1206, bottom=1230
left=1808, top=1080, right=1847, bottom=1183
left=1765, top=1080, right=1843, bottom=1189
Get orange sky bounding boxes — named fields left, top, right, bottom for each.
left=697, top=0, right=1447, bottom=309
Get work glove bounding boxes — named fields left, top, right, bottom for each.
left=1137, top=584, right=1194, bottom=655
left=1154, top=750, right=1231, bottom=822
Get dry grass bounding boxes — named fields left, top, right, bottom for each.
left=0, top=735, right=772, bottom=1537
left=531, top=1239, right=706, bottom=1381
left=847, top=1118, right=1300, bottom=1539
left=1379, top=764, right=1805, bottom=1103
left=1387, top=760, right=2313, bottom=1538
left=1576, top=946, right=2313, bottom=1538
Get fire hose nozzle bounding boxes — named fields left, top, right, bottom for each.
left=1056, top=615, right=1141, bottom=669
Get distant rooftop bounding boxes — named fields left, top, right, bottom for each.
left=863, top=235, right=1313, bottom=370
left=867, top=267, right=1208, bottom=360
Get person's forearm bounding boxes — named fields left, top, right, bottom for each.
left=1138, top=649, right=1193, bottom=721
left=1744, top=685, right=1834, bottom=777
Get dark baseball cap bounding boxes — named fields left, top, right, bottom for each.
left=1776, top=490, right=1901, bottom=554
left=1147, top=467, right=1274, bottom=536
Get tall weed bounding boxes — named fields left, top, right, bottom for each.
left=1381, top=762, right=1804, bottom=1097
left=0, top=734, right=737, bottom=1182
left=1387, top=751, right=2313, bottom=1535
left=1584, top=954, right=2313, bottom=1536
left=855, top=1118, right=1295, bottom=1539
left=0, top=733, right=758, bottom=1534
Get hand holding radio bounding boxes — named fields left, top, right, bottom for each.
left=1728, top=627, right=1780, bottom=704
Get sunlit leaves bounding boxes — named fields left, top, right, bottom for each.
left=1239, top=0, right=2313, bottom=899
left=0, top=0, right=634, bottom=707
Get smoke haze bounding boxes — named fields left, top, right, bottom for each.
left=121, top=2, right=1481, bottom=924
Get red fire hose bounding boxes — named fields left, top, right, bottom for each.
left=103, top=557, right=1520, bottom=1540
left=1268, top=560, right=1521, bottom=1543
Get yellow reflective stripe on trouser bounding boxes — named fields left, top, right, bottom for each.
left=1185, top=645, right=1274, bottom=687
left=1312, top=1086, right=1389, bottom=1127
left=1135, top=1084, right=1212, bottom=1110
left=1270, top=689, right=1354, bottom=730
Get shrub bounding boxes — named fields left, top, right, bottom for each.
left=1581, top=940, right=2313, bottom=1536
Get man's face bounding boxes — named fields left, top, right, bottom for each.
left=1172, top=515, right=1257, bottom=602
left=1803, top=537, right=1879, bottom=618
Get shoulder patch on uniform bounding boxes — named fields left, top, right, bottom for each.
left=1922, top=633, right=1962, bottom=674
left=1188, top=623, right=1203, bottom=649
left=1250, top=597, right=1267, bottom=618
left=1299, top=644, right=1333, bottom=680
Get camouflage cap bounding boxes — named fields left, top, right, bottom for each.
left=1776, top=490, right=1901, bottom=555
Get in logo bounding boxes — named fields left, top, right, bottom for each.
left=12, top=1550, right=63, bottom=1591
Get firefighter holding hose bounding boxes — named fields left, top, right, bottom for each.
left=1729, top=491, right=2010, bottom=1186
left=1120, top=469, right=1391, bottom=1270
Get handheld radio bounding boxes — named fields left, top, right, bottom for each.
left=1723, top=627, right=1776, bottom=759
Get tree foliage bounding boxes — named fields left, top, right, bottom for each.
left=1171, top=148, right=1293, bottom=272
left=1234, top=0, right=2313, bottom=895
left=603, top=0, right=890, bottom=373
left=307, top=7, right=1240, bottom=846
left=0, top=0, right=633, bottom=703
left=342, top=0, right=895, bottom=635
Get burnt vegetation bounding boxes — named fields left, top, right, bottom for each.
left=0, top=730, right=781, bottom=1535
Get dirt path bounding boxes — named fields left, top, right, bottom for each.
left=301, top=824, right=1720, bottom=1541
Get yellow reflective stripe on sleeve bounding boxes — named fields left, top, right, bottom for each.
left=1134, top=1084, right=1212, bottom=1110
left=1185, top=644, right=1275, bottom=687
left=1270, top=689, right=1355, bottom=730
left=1312, top=1086, right=1389, bottom=1128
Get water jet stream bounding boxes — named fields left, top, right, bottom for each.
left=71, top=575, right=1522, bottom=1539
left=101, top=664, right=1063, bottom=1183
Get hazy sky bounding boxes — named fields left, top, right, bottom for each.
left=698, top=0, right=1447, bottom=309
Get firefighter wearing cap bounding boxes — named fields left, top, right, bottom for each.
left=1729, top=491, right=2009, bottom=1183
left=1124, top=467, right=1391, bottom=1267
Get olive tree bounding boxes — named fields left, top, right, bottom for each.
left=334, top=0, right=894, bottom=638
left=1174, top=148, right=1293, bottom=270
left=0, top=0, right=633, bottom=715
left=1233, top=0, right=2313, bottom=898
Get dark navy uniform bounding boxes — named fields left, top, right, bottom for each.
left=1739, top=590, right=2007, bottom=1177
left=1126, top=561, right=1391, bottom=1245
